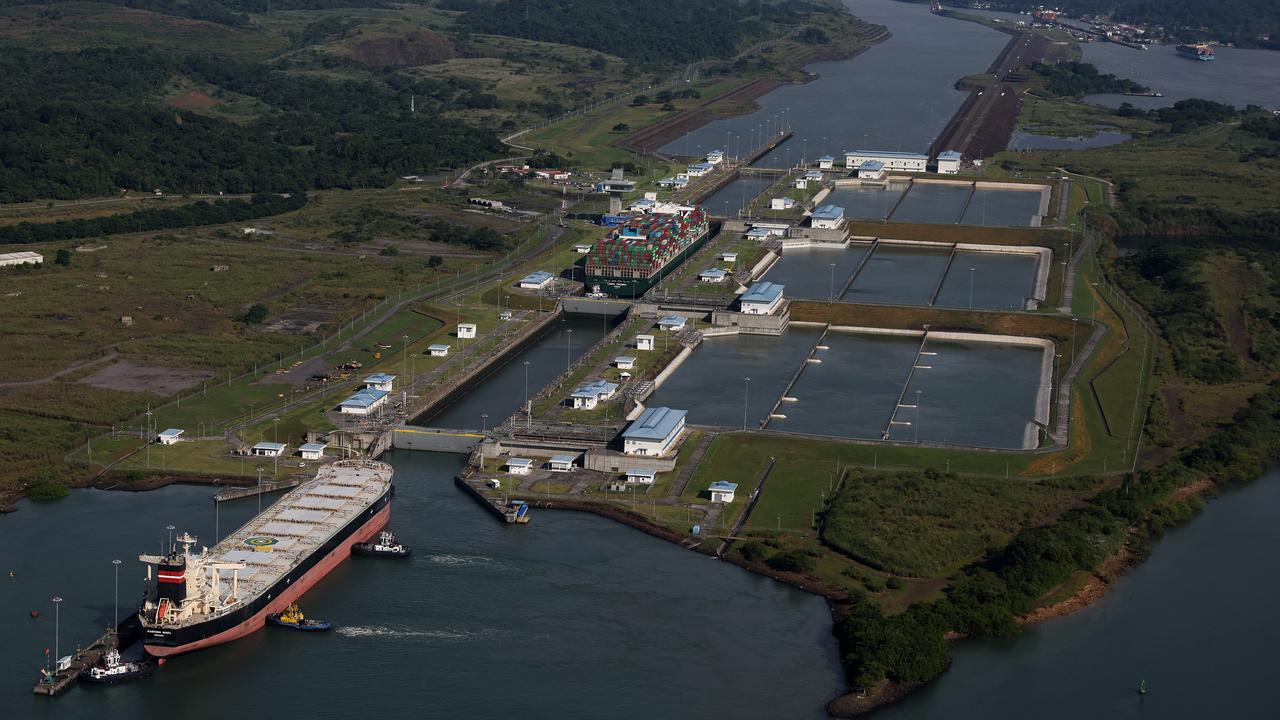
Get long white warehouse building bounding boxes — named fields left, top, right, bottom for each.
left=843, top=151, right=928, bottom=173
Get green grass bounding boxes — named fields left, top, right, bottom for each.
left=112, top=439, right=292, bottom=479
left=822, top=468, right=1103, bottom=577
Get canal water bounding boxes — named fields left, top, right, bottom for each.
left=2, top=451, right=843, bottom=719
left=762, top=242, right=1040, bottom=310
left=660, top=0, right=1009, bottom=163
left=651, top=328, right=1044, bottom=449
left=416, top=313, right=612, bottom=428
left=1080, top=42, right=1280, bottom=110
left=878, top=468, right=1280, bottom=719
left=704, top=176, right=775, bottom=217
left=823, top=183, right=1044, bottom=226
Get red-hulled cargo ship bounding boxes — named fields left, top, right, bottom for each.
left=137, top=460, right=393, bottom=657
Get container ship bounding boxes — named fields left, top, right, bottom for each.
left=1176, top=43, right=1215, bottom=61
left=584, top=205, right=710, bottom=298
left=136, top=460, right=393, bottom=657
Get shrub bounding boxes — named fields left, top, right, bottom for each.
left=766, top=550, right=816, bottom=573
left=26, top=476, right=68, bottom=502
left=738, top=541, right=770, bottom=563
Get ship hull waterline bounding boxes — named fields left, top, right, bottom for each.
left=142, top=491, right=390, bottom=657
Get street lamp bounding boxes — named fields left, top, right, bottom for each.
left=968, top=266, right=976, bottom=309
left=743, top=377, right=751, bottom=431
left=256, top=466, right=265, bottom=514
left=523, top=361, right=532, bottom=428
left=481, top=413, right=488, bottom=434
left=52, top=596, right=62, bottom=668
left=403, top=334, right=409, bottom=383
left=829, top=262, right=836, bottom=303
left=112, top=559, right=122, bottom=631
left=273, top=416, right=279, bottom=443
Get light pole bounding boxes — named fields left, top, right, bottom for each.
left=914, top=389, right=923, bottom=443
left=1071, top=317, right=1079, bottom=364
left=1091, top=282, right=1099, bottom=320
left=273, top=416, right=279, bottom=443
left=112, top=559, right=122, bottom=631
left=52, top=596, right=62, bottom=667
left=403, top=334, right=409, bottom=383
left=523, top=361, right=532, bottom=428
left=410, top=353, right=417, bottom=386
left=256, top=466, right=265, bottom=514
left=968, top=266, right=976, bottom=309
left=829, top=262, right=836, bottom=303
left=481, top=413, right=488, bottom=433
left=743, top=377, right=751, bottom=431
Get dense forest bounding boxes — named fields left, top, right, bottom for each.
left=1030, top=61, right=1148, bottom=97
left=0, top=0, right=422, bottom=26
left=0, top=46, right=503, bottom=201
left=985, top=0, right=1280, bottom=46
left=444, top=0, right=825, bottom=63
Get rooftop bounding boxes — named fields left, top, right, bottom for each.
left=938, top=150, right=962, bottom=161
left=428, top=343, right=451, bottom=352
left=507, top=457, right=534, bottom=467
left=520, top=270, right=555, bottom=285
left=857, top=160, right=886, bottom=171
left=571, top=379, right=618, bottom=398
left=299, top=442, right=327, bottom=453
left=812, top=204, right=845, bottom=221
left=845, top=150, right=929, bottom=160
left=623, top=406, right=688, bottom=441
left=158, top=428, right=183, bottom=438
left=700, top=268, right=728, bottom=278
left=709, top=481, right=738, bottom=492
left=363, top=373, right=395, bottom=384
left=549, top=454, right=577, bottom=464
left=627, top=468, right=657, bottom=478
left=253, top=442, right=287, bottom=452
left=742, top=281, right=785, bottom=305
left=339, top=388, right=389, bottom=409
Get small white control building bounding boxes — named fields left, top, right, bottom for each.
left=299, top=442, right=327, bottom=460
left=252, top=442, right=287, bottom=458
left=519, top=271, right=555, bottom=290
left=810, top=204, right=845, bottom=230
left=458, top=323, right=477, bottom=339
left=507, top=458, right=534, bottom=475
left=570, top=379, right=618, bottom=410
left=740, top=281, right=785, bottom=315
left=856, top=160, right=887, bottom=180
left=339, top=388, right=389, bottom=415
left=636, top=335, right=655, bottom=351
left=548, top=454, right=577, bottom=472
left=937, top=150, right=962, bottom=174
left=363, top=373, right=395, bottom=392
left=626, top=468, right=657, bottom=486
left=817, top=155, right=835, bottom=169
left=708, top=481, right=738, bottom=503
left=622, top=406, right=687, bottom=457
left=157, top=428, right=184, bottom=445
left=614, top=356, right=636, bottom=370
left=657, top=316, right=686, bottom=332
left=428, top=344, right=450, bottom=357
left=699, top=268, right=728, bottom=283
left=770, top=197, right=797, bottom=211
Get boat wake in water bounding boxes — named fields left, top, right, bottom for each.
left=426, top=554, right=507, bottom=569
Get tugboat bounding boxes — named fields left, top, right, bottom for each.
left=352, top=530, right=412, bottom=558
left=266, top=604, right=331, bottom=632
left=79, top=647, right=151, bottom=685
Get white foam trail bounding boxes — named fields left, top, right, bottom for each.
left=427, top=554, right=504, bottom=568
left=336, top=626, right=476, bottom=640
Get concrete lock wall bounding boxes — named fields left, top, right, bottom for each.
left=583, top=449, right=677, bottom=474
left=560, top=298, right=632, bottom=316
left=392, top=426, right=484, bottom=453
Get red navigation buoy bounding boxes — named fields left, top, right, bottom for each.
left=30, top=610, right=39, bottom=619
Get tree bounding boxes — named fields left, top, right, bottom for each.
left=427, top=255, right=443, bottom=268
left=630, top=94, right=649, bottom=106
left=240, top=303, right=268, bottom=325
left=54, top=248, right=72, bottom=266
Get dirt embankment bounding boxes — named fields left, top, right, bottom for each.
left=616, top=78, right=785, bottom=154
left=350, top=30, right=455, bottom=68
left=929, top=31, right=1052, bottom=160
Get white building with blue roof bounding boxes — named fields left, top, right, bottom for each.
left=810, top=204, right=845, bottom=230
left=741, top=281, right=785, bottom=315
left=708, top=481, right=738, bottom=503
left=363, top=373, right=395, bottom=392
left=936, top=150, right=962, bottom=174
left=817, top=155, right=835, bottom=169
left=685, top=162, right=715, bottom=177
left=338, top=388, right=389, bottom=415
left=856, top=160, right=887, bottom=180
left=843, top=150, right=928, bottom=172
left=251, top=441, right=288, bottom=457
left=622, top=406, right=687, bottom=456
left=570, top=379, right=619, bottom=409
left=519, top=270, right=556, bottom=289
left=699, top=267, right=729, bottom=283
